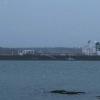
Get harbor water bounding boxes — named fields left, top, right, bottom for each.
left=0, top=61, right=100, bottom=100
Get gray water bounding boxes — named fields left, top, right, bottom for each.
left=0, top=61, right=100, bottom=100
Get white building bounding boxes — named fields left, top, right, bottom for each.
left=18, top=50, right=35, bottom=55
left=95, top=42, right=100, bottom=56
left=82, top=41, right=97, bottom=55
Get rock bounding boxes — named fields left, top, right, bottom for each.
left=50, top=90, right=68, bottom=94
left=50, top=90, right=85, bottom=95
left=96, top=96, right=100, bottom=99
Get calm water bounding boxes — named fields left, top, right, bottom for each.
left=0, top=61, right=100, bottom=100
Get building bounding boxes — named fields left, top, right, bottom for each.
left=95, top=42, right=100, bottom=55
left=82, top=41, right=100, bottom=56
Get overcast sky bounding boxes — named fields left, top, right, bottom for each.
left=0, top=0, right=100, bottom=47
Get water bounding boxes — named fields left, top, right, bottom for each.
left=0, top=61, right=100, bottom=100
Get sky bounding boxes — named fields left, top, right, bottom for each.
left=0, top=0, right=100, bottom=47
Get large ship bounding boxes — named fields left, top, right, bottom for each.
left=0, top=41, right=100, bottom=61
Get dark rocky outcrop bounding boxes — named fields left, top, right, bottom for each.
left=50, top=90, right=85, bottom=95
left=96, top=96, right=100, bottom=99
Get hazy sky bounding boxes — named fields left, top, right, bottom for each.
left=0, top=0, right=100, bottom=47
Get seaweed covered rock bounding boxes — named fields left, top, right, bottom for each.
left=50, top=90, right=85, bottom=95
left=96, top=96, right=100, bottom=99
